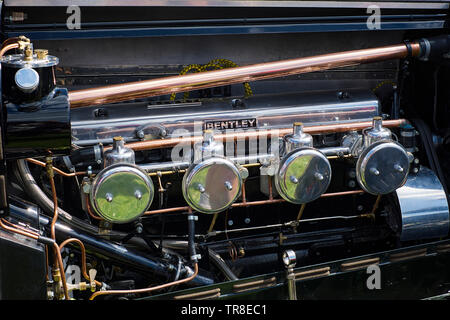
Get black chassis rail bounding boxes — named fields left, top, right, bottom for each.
left=142, top=239, right=450, bottom=300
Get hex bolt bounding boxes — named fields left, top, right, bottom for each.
left=394, top=164, right=404, bottom=173
left=290, top=176, right=299, bottom=184
left=228, top=220, right=234, bottom=226
left=244, top=218, right=251, bottom=224
left=370, top=168, right=380, bottom=176
left=348, top=180, right=356, bottom=188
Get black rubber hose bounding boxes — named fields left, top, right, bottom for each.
left=9, top=201, right=214, bottom=287
left=187, top=214, right=198, bottom=263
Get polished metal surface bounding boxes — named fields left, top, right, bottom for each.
left=90, top=164, right=154, bottom=223
left=275, top=147, right=331, bottom=204
left=194, top=130, right=224, bottom=161
left=284, top=122, right=313, bottom=154
left=362, top=117, right=392, bottom=148
left=1, top=53, right=59, bottom=68
left=395, top=166, right=449, bottom=242
left=104, top=137, right=135, bottom=167
left=356, top=141, right=409, bottom=195
left=71, top=90, right=380, bottom=146
left=283, top=249, right=297, bottom=300
left=68, top=43, right=420, bottom=109
left=182, top=157, right=242, bottom=214
left=7, top=1, right=448, bottom=9
left=282, top=250, right=297, bottom=268
left=14, top=67, right=39, bottom=93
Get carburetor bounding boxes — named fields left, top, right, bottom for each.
left=356, top=116, right=410, bottom=195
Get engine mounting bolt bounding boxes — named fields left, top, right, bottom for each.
left=105, top=193, right=113, bottom=202
left=370, top=168, right=380, bottom=176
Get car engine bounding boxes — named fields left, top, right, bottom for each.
left=1, top=1, right=450, bottom=301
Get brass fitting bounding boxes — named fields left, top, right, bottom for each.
left=23, top=44, right=33, bottom=61
left=17, top=36, right=31, bottom=51
left=45, top=157, right=54, bottom=179
left=52, top=268, right=61, bottom=282
left=35, top=49, right=48, bottom=60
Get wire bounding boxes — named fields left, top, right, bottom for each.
left=170, top=58, right=253, bottom=101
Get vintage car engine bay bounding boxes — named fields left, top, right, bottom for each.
left=1, top=1, right=450, bottom=301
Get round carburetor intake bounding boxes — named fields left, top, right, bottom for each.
left=275, top=147, right=331, bottom=204
left=356, top=140, right=409, bottom=195
left=182, top=157, right=242, bottom=214
left=90, top=164, right=154, bottom=223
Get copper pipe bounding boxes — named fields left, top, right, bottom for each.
left=26, top=158, right=86, bottom=177
left=320, top=189, right=365, bottom=198
left=144, top=189, right=365, bottom=215
left=1, top=37, right=19, bottom=48
left=0, top=43, right=19, bottom=58
left=85, top=195, right=103, bottom=220
left=145, top=206, right=190, bottom=215
left=59, top=238, right=102, bottom=287
left=69, top=43, right=421, bottom=109
left=231, top=198, right=285, bottom=208
left=49, top=172, right=59, bottom=241
left=0, top=218, right=70, bottom=300
left=241, top=180, right=247, bottom=205
left=116, top=119, right=407, bottom=152
left=0, top=218, right=39, bottom=239
left=89, top=262, right=198, bottom=300
left=1, top=218, right=39, bottom=236
left=52, top=242, right=70, bottom=300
